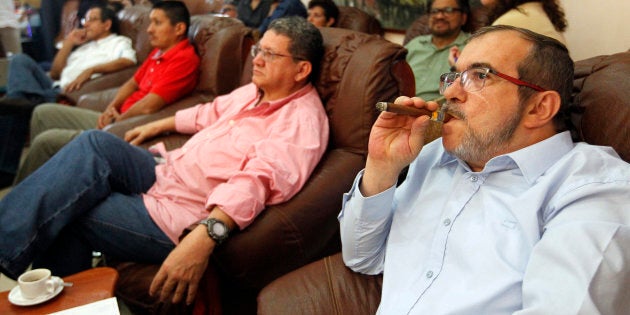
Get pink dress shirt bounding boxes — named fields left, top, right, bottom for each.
left=143, top=83, right=329, bottom=243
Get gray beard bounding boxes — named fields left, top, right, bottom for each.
left=448, top=108, right=523, bottom=166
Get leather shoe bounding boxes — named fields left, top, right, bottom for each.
left=0, top=97, right=38, bottom=115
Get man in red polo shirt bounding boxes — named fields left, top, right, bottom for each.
left=13, top=1, right=200, bottom=183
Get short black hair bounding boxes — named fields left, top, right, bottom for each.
left=427, top=0, right=472, bottom=32
left=307, top=0, right=339, bottom=27
left=88, top=3, right=120, bottom=34
left=152, top=1, right=191, bottom=36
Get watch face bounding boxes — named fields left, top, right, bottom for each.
left=211, top=222, right=227, bottom=236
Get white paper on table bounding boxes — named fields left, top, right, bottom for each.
left=47, top=297, right=120, bottom=315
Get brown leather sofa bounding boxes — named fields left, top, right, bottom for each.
left=256, top=50, right=630, bottom=314
left=94, top=27, right=415, bottom=314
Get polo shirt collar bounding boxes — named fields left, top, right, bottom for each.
left=152, top=38, right=192, bottom=60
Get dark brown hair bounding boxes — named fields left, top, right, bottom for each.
left=487, top=0, right=567, bottom=32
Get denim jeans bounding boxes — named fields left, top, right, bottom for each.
left=6, top=53, right=59, bottom=101
left=0, top=130, right=175, bottom=279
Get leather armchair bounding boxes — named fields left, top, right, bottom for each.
left=257, top=51, right=630, bottom=314
left=108, top=27, right=415, bottom=314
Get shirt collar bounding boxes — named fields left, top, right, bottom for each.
left=152, top=38, right=191, bottom=60
left=253, top=83, right=317, bottom=113
left=437, top=131, right=575, bottom=183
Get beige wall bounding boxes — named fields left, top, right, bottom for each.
left=560, top=0, right=630, bottom=61
left=384, top=0, right=630, bottom=61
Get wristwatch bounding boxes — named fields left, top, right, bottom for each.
left=199, top=218, right=229, bottom=245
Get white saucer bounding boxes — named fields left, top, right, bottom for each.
left=7, top=280, right=64, bottom=306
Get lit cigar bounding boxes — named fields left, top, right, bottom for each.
left=375, top=97, right=449, bottom=122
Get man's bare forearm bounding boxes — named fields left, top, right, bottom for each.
left=90, top=58, right=136, bottom=75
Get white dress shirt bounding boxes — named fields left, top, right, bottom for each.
left=57, top=33, right=137, bottom=89
left=339, top=131, right=630, bottom=314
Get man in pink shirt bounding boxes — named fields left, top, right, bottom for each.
left=0, top=17, right=327, bottom=306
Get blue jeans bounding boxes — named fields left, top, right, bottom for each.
left=0, top=130, right=175, bottom=279
left=6, top=53, right=59, bottom=101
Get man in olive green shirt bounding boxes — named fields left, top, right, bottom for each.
left=405, top=0, right=470, bottom=100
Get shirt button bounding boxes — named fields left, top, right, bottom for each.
left=443, top=218, right=451, bottom=226
left=229, top=120, right=235, bottom=126
left=471, top=175, right=478, bottom=182
left=426, top=270, right=434, bottom=279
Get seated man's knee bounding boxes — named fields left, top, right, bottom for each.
left=30, top=103, right=71, bottom=137
left=9, top=53, right=31, bottom=65
left=31, top=129, right=82, bottom=156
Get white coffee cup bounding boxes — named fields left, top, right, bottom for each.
left=17, top=268, right=63, bottom=299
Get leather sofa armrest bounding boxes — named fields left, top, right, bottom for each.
left=60, top=67, right=138, bottom=105
left=103, top=93, right=208, bottom=140
left=76, top=88, right=119, bottom=112
left=210, top=149, right=366, bottom=289
left=257, top=252, right=383, bottom=315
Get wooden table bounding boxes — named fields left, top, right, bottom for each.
left=0, top=267, right=118, bottom=314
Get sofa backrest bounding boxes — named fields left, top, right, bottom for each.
left=316, top=27, right=412, bottom=152
left=117, top=4, right=153, bottom=63
left=571, top=51, right=630, bottom=162
left=188, top=15, right=254, bottom=98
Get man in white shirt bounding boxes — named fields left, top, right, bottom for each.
left=340, top=25, right=630, bottom=314
left=0, top=3, right=136, bottom=108
left=0, top=3, right=136, bottom=187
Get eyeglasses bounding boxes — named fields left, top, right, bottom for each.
left=250, top=44, right=304, bottom=62
left=439, top=67, right=547, bottom=95
left=429, top=7, right=462, bottom=16
left=80, top=16, right=101, bottom=26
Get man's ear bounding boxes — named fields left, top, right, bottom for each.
left=175, top=22, right=187, bottom=37
left=522, top=91, right=561, bottom=129
left=294, top=61, right=312, bottom=83
left=104, top=19, right=113, bottom=32
left=326, top=18, right=335, bottom=27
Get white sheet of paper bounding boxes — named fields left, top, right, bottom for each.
left=47, top=297, right=120, bottom=315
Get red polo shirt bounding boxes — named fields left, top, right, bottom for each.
left=120, top=39, right=200, bottom=113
